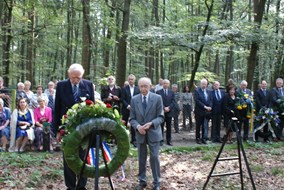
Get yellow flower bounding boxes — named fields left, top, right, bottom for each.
left=237, top=105, right=242, bottom=110
left=244, top=94, right=249, bottom=98
left=242, top=104, right=247, bottom=108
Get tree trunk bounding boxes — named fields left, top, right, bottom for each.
left=116, top=0, right=131, bottom=87
left=26, top=5, right=35, bottom=85
left=188, top=0, right=214, bottom=90
left=66, top=0, right=74, bottom=72
left=81, top=0, right=91, bottom=78
left=246, top=0, right=266, bottom=90
left=1, top=0, right=13, bottom=86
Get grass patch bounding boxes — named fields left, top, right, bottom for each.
left=271, top=167, right=284, bottom=177
left=251, top=165, right=265, bottom=173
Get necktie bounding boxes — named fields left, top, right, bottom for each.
left=216, top=90, right=220, bottom=100
left=164, top=89, right=168, bottom=96
left=142, top=96, right=147, bottom=110
left=279, top=88, right=283, bottom=96
left=203, top=89, right=207, bottom=101
left=263, top=89, right=266, bottom=96
left=73, top=85, right=79, bottom=102
left=48, top=95, right=54, bottom=109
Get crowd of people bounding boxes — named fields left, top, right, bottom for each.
left=0, top=64, right=284, bottom=189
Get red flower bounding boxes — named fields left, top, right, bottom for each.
left=106, top=103, right=112, bottom=108
left=60, top=129, right=65, bottom=136
left=86, top=100, right=93, bottom=105
left=64, top=114, right=68, bottom=118
left=122, top=120, right=126, bottom=126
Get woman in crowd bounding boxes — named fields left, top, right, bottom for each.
left=34, top=97, right=53, bottom=152
left=180, top=85, right=194, bottom=130
left=24, top=80, right=34, bottom=108
left=9, top=97, right=35, bottom=152
left=0, top=98, right=11, bottom=152
left=224, top=86, right=240, bottom=143
left=31, top=85, right=48, bottom=109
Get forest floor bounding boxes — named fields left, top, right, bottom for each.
left=1, top=126, right=284, bottom=190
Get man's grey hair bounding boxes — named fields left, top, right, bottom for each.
left=163, top=79, right=170, bottom=84
left=172, top=84, right=178, bottom=88
left=201, top=78, right=208, bottom=84
left=17, top=82, right=24, bottom=87
left=241, top=80, right=247, bottom=86
left=214, top=81, right=220, bottom=85
left=138, top=77, right=152, bottom=86
left=68, top=63, right=85, bottom=75
left=276, top=78, right=283, bottom=83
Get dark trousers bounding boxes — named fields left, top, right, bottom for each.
left=173, top=114, right=179, bottom=132
left=183, top=105, right=193, bottom=129
left=195, top=114, right=206, bottom=140
left=161, top=115, right=172, bottom=143
left=63, top=148, right=87, bottom=189
left=238, top=118, right=249, bottom=140
left=211, top=114, right=222, bottom=141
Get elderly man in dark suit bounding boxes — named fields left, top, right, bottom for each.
left=156, top=79, right=176, bottom=146
left=130, top=77, right=164, bottom=190
left=121, top=74, right=140, bottom=146
left=270, top=78, right=284, bottom=141
left=211, top=81, right=225, bottom=143
left=54, top=63, right=94, bottom=190
left=236, top=80, right=252, bottom=141
left=101, top=75, right=122, bottom=110
left=255, top=80, right=271, bottom=142
left=194, top=79, right=213, bottom=144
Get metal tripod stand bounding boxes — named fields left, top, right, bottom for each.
left=203, top=117, right=256, bottom=190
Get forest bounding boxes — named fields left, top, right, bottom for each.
left=1, top=0, right=283, bottom=90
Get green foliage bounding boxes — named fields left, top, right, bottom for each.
left=179, top=71, right=219, bottom=83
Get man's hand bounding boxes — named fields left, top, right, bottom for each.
left=113, top=95, right=119, bottom=101
left=137, top=125, right=146, bottom=135
left=164, top=107, right=170, bottom=113
left=143, top=122, right=153, bottom=130
left=204, top=106, right=212, bottom=112
left=127, top=105, right=131, bottom=110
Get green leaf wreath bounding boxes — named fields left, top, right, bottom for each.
left=60, top=99, right=130, bottom=178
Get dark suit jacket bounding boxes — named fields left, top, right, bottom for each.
left=156, top=88, right=176, bottom=117
left=121, top=85, right=140, bottom=118
left=270, top=87, right=284, bottom=110
left=53, top=79, right=94, bottom=132
left=101, top=85, right=122, bottom=109
left=194, top=87, right=213, bottom=117
left=211, top=89, right=225, bottom=114
left=255, top=89, right=271, bottom=111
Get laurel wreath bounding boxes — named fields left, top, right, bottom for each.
left=60, top=99, right=130, bottom=178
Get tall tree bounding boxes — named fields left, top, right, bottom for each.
left=116, top=0, right=131, bottom=87
left=246, top=0, right=266, bottom=90
left=81, top=0, right=91, bottom=78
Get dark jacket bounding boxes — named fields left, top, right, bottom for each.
left=193, top=87, right=213, bottom=117
left=156, top=88, right=176, bottom=117
left=211, top=89, right=225, bottom=115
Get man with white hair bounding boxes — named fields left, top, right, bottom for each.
left=101, top=75, right=122, bottom=110
left=271, top=77, right=284, bottom=141
left=44, top=81, right=56, bottom=110
left=130, top=77, right=164, bottom=190
left=54, top=63, right=94, bottom=190
left=194, top=79, right=213, bottom=144
left=236, top=80, right=252, bottom=141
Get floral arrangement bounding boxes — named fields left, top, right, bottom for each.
left=60, top=98, right=123, bottom=139
left=253, top=107, right=280, bottom=141
left=60, top=98, right=130, bottom=178
left=236, top=92, right=255, bottom=119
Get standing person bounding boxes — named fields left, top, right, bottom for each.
left=194, top=79, right=212, bottom=144
left=270, top=78, right=284, bottom=141
left=101, top=75, right=122, bottom=110
left=156, top=79, right=176, bottom=146
left=129, top=77, right=164, bottom=190
left=31, top=85, right=49, bottom=109
left=0, top=98, right=11, bottom=152
left=24, top=80, right=34, bottom=108
left=121, top=74, right=140, bottom=146
left=180, top=85, right=194, bottom=131
left=236, top=80, right=252, bottom=141
left=44, top=81, right=56, bottom=110
left=226, top=78, right=236, bottom=93
left=171, top=84, right=180, bottom=133
left=254, top=80, right=271, bottom=142
left=211, top=81, right=225, bottom=143
left=53, top=63, right=94, bottom=190
left=155, top=78, right=164, bottom=92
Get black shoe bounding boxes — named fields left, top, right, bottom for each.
left=136, top=184, right=147, bottom=190
left=167, top=142, right=173, bottom=146
left=216, top=139, right=223, bottom=143
left=196, top=139, right=201, bottom=144
left=202, top=139, right=207, bottom=144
